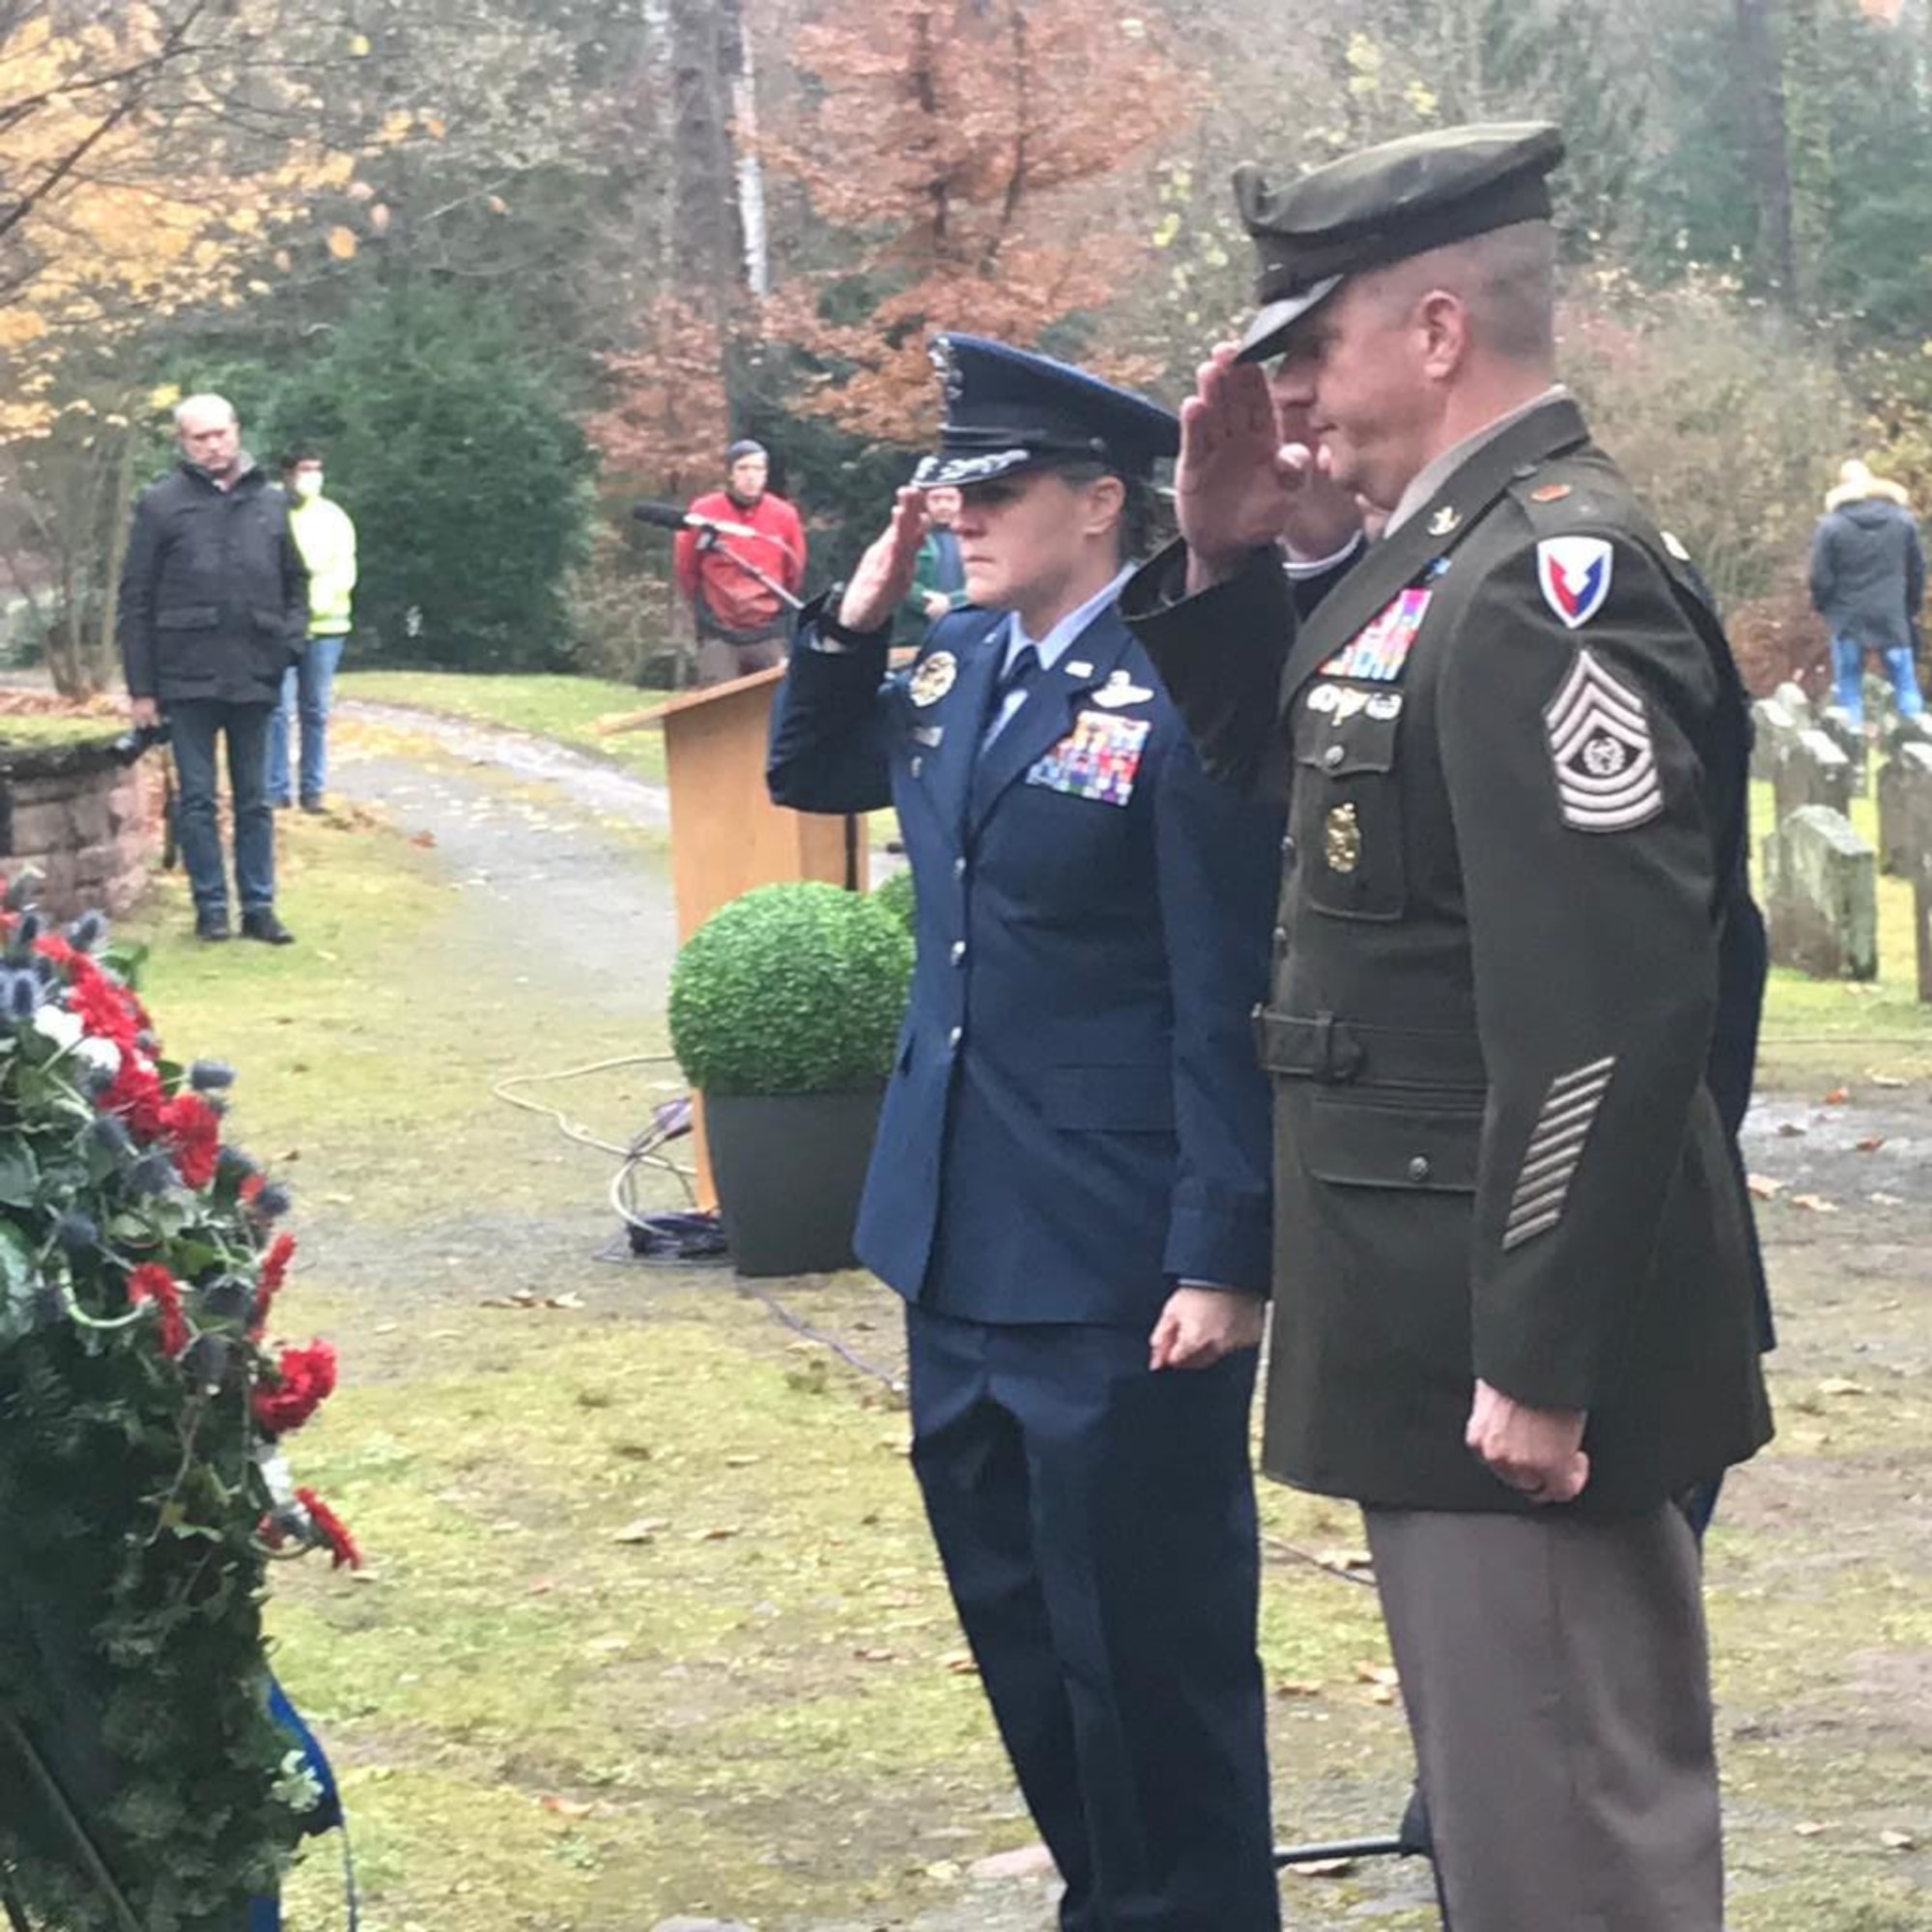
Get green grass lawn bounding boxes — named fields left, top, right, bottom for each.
left=334, top=669, right=668, bottom=785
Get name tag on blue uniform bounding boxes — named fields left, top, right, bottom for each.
left=1028, top=710, right=1151, bottom=808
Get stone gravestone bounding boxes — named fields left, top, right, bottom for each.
left=1887, top=712, right=1932, bottom=756
left=1816, top=704, right=1869, bottom=796
left=1764, top=805, right=1878, bottom=980
left=1774, top=680, right=1813, bottom=725
left=1748, top=696, right=1801, bottom=785
left=1876, top=741, right=1932, bottom=877
left=1918, top=862, right=1932, bottom=1004
left=1772, top=726, right=1854, bottom=826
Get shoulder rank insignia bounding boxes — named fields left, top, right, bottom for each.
left=1320, top=586, right=1432, bottom=682
left=1428, top=505, right=1462, bottom=538
left=1530, top=482, right=1572, bottom=505
left=1544, top=650, right=1662, bottom=832
left=1662, top=530, right=1691, bottom=563
left=1536, top=535, right=1613, bottom=630
left=909, top=651, right=958, bottom=707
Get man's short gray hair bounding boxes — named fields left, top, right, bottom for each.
left=174, top=392, right=239, bottom=432
left=1371, top=220, right=1558, bottom=366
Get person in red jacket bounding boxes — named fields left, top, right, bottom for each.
left=672, top=440, right=809, bottom=684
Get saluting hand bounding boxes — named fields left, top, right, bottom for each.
left=1150, top=1286, right=1266, bottom=1372
left=838, top=488, right=931, bottom=635
left=1178, top=344, right=1309, bottom=591
left=1464, top=1378, right=1591, bottom=1505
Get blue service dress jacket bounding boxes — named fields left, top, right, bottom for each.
left=768, top=596, right=1284, bottom=1328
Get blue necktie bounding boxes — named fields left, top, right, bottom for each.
left=980, top=643, right=1043, bottom=752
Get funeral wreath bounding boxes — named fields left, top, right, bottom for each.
left=0, top=875, right=354, bottom=1932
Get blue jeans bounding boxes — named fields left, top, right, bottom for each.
left=266, top=634, right=346, bottom=805
left=1831, top=632, right=1925, bottom=725
left=169, top=699, right=275, bottom=917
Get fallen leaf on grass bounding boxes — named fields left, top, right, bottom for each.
left=1776, top=1122, right=1807, bottom=1138
left=1285, top=1858, right=1357, bottom=1878
left=1822, top=1087, right=1851, bottom=1105
left=941, top=1651, right=980, bottom=1676
left=411, top=831, right=437, bottom=847
left=1818, top=1378, right=1871, bottom=1398
left=1879, top=1830, right=1917, bottom=1851
left=1855, top=1136, right=1888, bottom=1153
left=1747, top=1174, right=1784, bottom=1200
left=1793, top=1821, right=1829, bottom=1837
left=1352, top=1662, right=1400, bottom=1688
left=1867, top=1072, right=1908, bottom=1089
left=1275, top=1681, right=1323, bottom=1699
left=855, top=1647, right=897, bottom=1663
left=480, top=1290, right=585, bottom=1311
left=610, top=1519, right=666, bottom=1545
left=1869, top=1193, right=1906, bottom=1208
left=1316, top=1548, right=1374, bottom=1572
left=723, top=1454, right=761, bottom=1468
left=540, top=1797, right=596, bottom=1819
left=1789, top=1194, right=1839, bottom=1213
left=695, top=1525, right=740, bottom=1542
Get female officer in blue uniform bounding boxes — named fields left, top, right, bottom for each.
left=768, top=337, right=1284, bottom=1932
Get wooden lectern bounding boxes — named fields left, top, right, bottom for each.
left=635, top=664, right=863, bottom=1201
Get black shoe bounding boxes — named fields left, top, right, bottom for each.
left=195, top=911, right=231, bottom=943
left=240, top=909, right=295, bottom=946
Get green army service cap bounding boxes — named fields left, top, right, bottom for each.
left=1232, top=122, right=1565, bottom=363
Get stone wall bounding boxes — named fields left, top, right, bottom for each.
left=0, top=740, right=159, bottom=922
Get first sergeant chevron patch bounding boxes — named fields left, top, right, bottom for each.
left=1543, top=651, right=1663, bottom=832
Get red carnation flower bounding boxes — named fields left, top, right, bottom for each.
left=128, top=1263, right=187, bottom=1358
left=159, top=1092, right=222, bottom=1190
left=252, top=1340, right=337, bottom=1436
left=296, top=1488, right=361, bottom=1570
left=69, top=965, right=142, bottom=1056
left=100, top=1056, right=165, bottom=1141
left=240, top=1174, right=265, bottom=1206
left=32, top=934, right=78, bottom=971
left=252, top=1233, right=298, bottom=1337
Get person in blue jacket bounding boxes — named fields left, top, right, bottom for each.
left=768, top=335, right=1286, bottom=1932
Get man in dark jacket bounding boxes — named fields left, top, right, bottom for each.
left=119, top=394, right=307, bottom=944
left=1809, top=458, right=1926, bottom=725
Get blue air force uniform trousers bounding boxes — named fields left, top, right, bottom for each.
left=769, top=590, right=1286, bottom=1932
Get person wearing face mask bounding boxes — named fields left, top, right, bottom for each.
left=268, top=449, right=357, bottom=814
left=769, top=337, right=1285, bottom=1932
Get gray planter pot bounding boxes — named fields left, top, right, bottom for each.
left=704, top=1086, right=884, bottom=1278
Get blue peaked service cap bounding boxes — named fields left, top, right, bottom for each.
left=913, top=334, right=1179, bottom=490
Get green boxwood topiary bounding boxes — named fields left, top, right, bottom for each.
left=668, top=882, right=913, bottom=1096
left=870, top=867, right=917, bottom=936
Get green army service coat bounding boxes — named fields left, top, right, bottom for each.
left=1123, top=397, right=1774, bottom=1514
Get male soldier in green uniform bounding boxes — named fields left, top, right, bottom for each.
left=1122, top=124, right=1773, bottom=1931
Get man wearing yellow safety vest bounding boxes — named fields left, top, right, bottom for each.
left=269, top=448, right=357, bottom=812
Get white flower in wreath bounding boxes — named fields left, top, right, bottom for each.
left=32, top=1004, right=84, bottom=1051
left=75, top=1036, right=122, bottom=1080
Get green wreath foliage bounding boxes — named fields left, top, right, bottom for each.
left=668, top=882, right=914, bottom=1096
left=0, top=887, right=350, bottom=1930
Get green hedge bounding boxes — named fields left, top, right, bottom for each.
left=668, top=882, right=913, bottom=1096
left=870, top=867, right=916, bottom=935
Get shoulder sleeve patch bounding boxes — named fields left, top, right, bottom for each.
left=1536, top=536, right=1614, bottom=629
left=1543, top=649, right=1663, bottom=832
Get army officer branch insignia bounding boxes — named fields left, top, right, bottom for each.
left=1543, top=649, right=1662, bottom=833
left=910, top=652, right=958, bottom=706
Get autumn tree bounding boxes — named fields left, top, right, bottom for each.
left=753, top=0, right=1193, bottom=444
